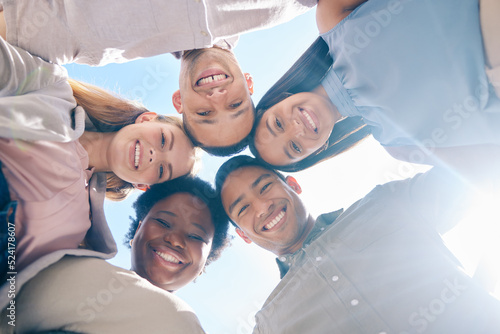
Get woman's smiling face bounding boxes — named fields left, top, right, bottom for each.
left=130, top=192, right=215, bottom=292
left=107, top=114, right=196, bottom=186
left=254, top=92, right=336, bottom=166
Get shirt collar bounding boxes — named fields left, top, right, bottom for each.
left=276, top=209, right=343, bottom=278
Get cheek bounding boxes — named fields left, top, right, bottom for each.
left=190, top=242, right=211, bottom=266
left=303, top=139, right=325, bottom=155
left=255, top=126, right=274, bottom=146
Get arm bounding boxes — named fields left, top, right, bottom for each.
left=0, top=36, right=84, bottom=142
left=404, top=167, right=478, bottom=234
left=385, top=144, right=500, bottom=193
left=0, top=36, right=68, bottom=97
left=316, top=0, right=367, bottom=33
left=0, top=11, right=6, bottom=40
left=480, top=0, right=500, bottom=97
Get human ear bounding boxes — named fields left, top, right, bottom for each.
left=131, top=221, right=143, bottom=246
left=236, top=228, right=252, bottom=244
left=135, top=112, right=158, bottom=123
left=244, top=73, right=254, bottom=95
left=133, top=183, right=150, bottom=191
left=172, top=90, right=183, bottom=114
left=285, top=176, right=302, bottom=194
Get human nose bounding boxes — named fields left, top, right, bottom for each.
left=148, top=147, right=157, bottom=163
left=289, top=118, right=305, bottom=137
left=254, top=198, right=273, bottom=218
left=164, top=230, right=185, bottom=249
left=148, top=147, right=169, bottom=164
left=206, top=87, right=227, bottom=100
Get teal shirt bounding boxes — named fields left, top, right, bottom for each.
left=321, top=0, right=500, bottom=149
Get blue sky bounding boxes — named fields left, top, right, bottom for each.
left=65, top=8, right=499, bottom=334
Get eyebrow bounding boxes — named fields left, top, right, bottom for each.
left=157, top=210, right=177, bottom=217
left=192, top=222, right=208, bottom=235
left=168, top=131, right=174, bottom=151
left=166, top=163, right=173, bottom=181
left=265, top=119, right=276, bottom=137
left=194, top=105, right=250, bottom=125
left=284, top=147, right=294, bottom=160
left=227, top=173, right=272, bottom=215
left=231, top=106, right=249, bottom=119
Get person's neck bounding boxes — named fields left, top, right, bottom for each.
left=79, top=131, right=114, bottom=172
left=276, top=214, right=316, bottom=256
left=314, top=84, right=344, bottom=122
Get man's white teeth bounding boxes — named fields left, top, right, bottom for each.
left=264, top=210, right=285, bottom=230
left=198, top=74, right=226, bottom=85
left=155, top=250, right=181, bottom=264
left=302, top=109, right=317, bottom=131
left=134, top=142, right=140, bottom=168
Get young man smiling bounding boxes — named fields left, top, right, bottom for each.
left=172, top=47, right=256, bottom=155
left=215, top=155, right=500, bottom=334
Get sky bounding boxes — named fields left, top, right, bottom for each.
left=65, top=8, right=500, bottom=334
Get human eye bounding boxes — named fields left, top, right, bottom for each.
left=160, top=131, right=165, bottom=148
left=260, top=182, right=272, bottom=194
left=291, top=141, right=302, bottom=154
left=229, top=101, right=242, bottom=109
left=197, top=111, right=211, bottom=116
left=275, top=117, right=283, bottom=130
left=189, top=234, right=207, bottom=243
left=155, top=218, right=170, bottom=228
left=159, top=164, right=164, bottom=180
left=237, top=204, right=249, bottom=217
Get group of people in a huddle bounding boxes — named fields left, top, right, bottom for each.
left=1, top=0, right=499, bottom=333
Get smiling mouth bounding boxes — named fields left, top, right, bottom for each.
left=263, top=207, right=286, bottom=231
left=154, top=249, right=183, bottom=265
left=134, top=141, right=140, bottom=169
left=196, top=74, right=228, bottom=86
left=299, top=108, right=318, bottom=133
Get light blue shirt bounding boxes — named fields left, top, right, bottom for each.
left=253, top=169, right=500, bottom=333
left=321, top=0, right=500, bottom=149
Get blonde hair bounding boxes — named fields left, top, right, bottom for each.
left=68, top=79, right=200, bottom=201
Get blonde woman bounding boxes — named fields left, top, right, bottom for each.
left=0, top=37, right=198, bottom=278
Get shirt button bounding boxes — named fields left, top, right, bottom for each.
left=332, top=275, right=339, bottom=282
left=320, top=227, right=325, bottom=231
left=316, top=256, right=322, bottom=261
left=279, top=256, right=286, bottom=262
left=378, top=332, right=387, bottom=334
left=200, top=31, right=208, bottom=36
left=350, top=299, right=359, bottom=306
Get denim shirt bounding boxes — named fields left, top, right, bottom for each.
left=254, top=170, right=500, bottom=334
left=320, top=0, right=500, bottom=149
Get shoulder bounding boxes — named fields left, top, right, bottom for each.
left=13, top=256, right=206, bottom=333
left=316, top=0, right=367, bottom=33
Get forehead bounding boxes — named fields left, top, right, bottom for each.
left=221, top=166, right=277, bottom=196
left=136, top=120, right=180, bottom=133
left=184, top=110, right=254, bottom=147
left=254, top=115, right=290, bottom=166
left=149, top=192, right=211, bottom=220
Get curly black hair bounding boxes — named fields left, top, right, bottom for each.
left=125, top=176, right=231, bottom=266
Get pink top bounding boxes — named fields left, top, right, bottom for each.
left=0, top=137, right=93, bottom=271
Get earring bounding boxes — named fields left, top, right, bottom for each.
left=245, top=73, right=254, bottom=95
left=134, top=185, right=150, bottom=191
left=129, top=239, right=133, bottom=247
